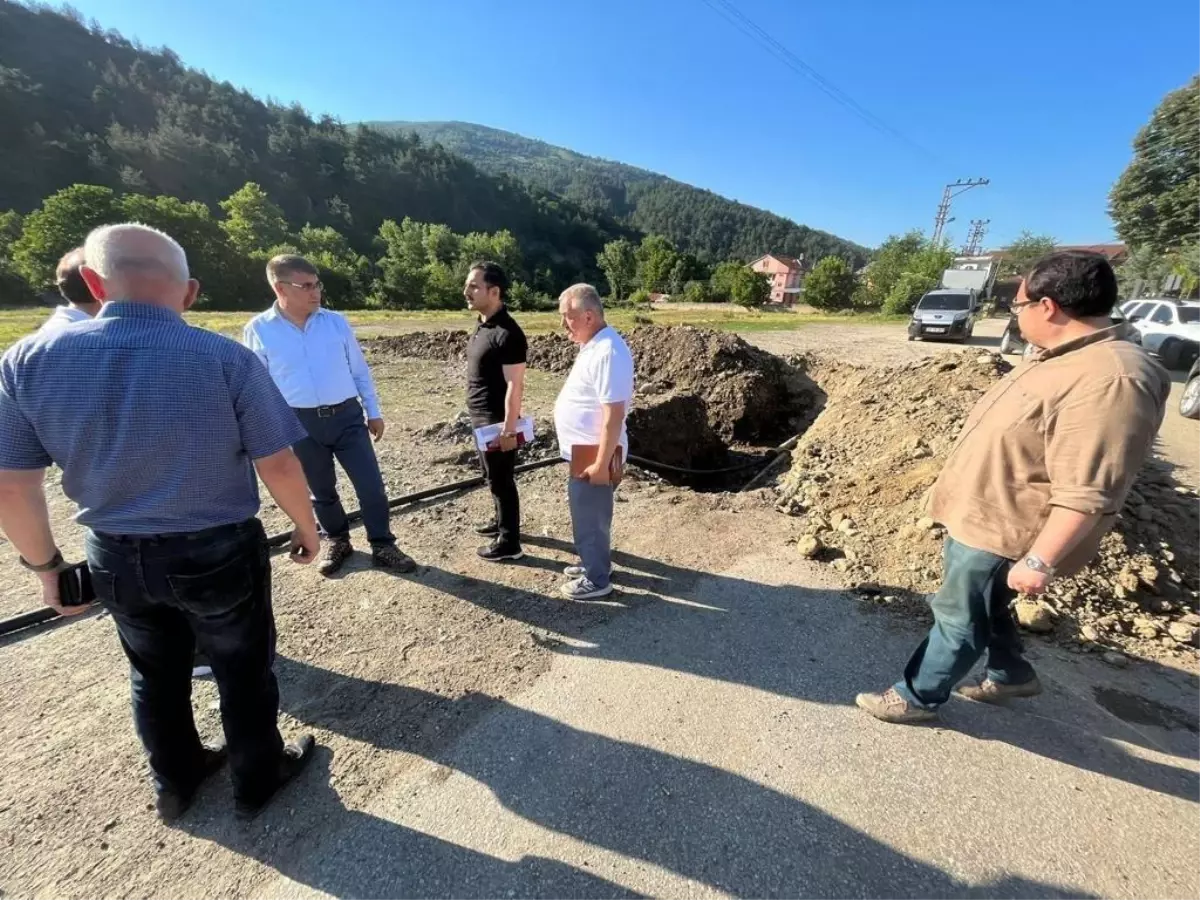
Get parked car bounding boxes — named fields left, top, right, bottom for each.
left=1181, top=357, right=1200, bottom=419
left=1120, top=298, right=1200, bottom=370
left=907, top=289, right=978, bottom=343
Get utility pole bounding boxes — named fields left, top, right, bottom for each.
left=962, top=219, right=990, bottom=255
left=932, top=178, right=989, bottom=246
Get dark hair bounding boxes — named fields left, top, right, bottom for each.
left=470, top=260, right=509, bottom=301
left=266, top=254, right=318, bottom=282
left=55, top=247, right=93, bottom=307
left=1024, top=250, right=1117, bottom=319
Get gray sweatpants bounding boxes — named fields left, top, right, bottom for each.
left=567, top=476, right=614, bottom=588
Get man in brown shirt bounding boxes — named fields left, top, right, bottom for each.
left=858, top=250, right=1169, bottom=724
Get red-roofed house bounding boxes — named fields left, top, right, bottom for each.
left=748, top=253, right=808, bottom=305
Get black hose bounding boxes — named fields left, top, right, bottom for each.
left=0, top=448, right=786, bottom=638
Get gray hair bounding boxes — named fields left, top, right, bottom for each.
left=559, top=283, right=604, bottom=315
left=83, top=223, right=190, bottom=283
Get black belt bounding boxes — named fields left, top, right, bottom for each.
left=294, top=398, right=357, bottom=418
left=92, top=518, right=260, bottom=545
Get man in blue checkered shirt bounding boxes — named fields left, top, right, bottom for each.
left=0, top=224, right=318, bottom=822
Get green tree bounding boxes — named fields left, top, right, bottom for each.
left=458, top=228, right=522, bottom=280
left=883, top=272, right=940, bottom=316
left=1109, top=76, right=1200, bottom=255
left=294, top=224, right=371, bottom=306
left=12, top=184, right=120, bottom=288
left=423, top=223, right=461, bottom=267
left=635, top=234, right=678, bottom=293
left=597, top=238, right=637, bottom=300
left=0, top=210, right=36, bottom=307
left=218, top=182, right=290, bottom=256
left=682, top=279, right=712, bottom=303
left=373, top=218, right=430, bottom=309
left=709, top=261, right=744, bottom=303
left=856, top=231, right=925, bottom=307
left=802, top=256, right=856, bottom=310
left=726, top=267, right=771, bottom=308
left=998, top=231, right=1057, bottom=278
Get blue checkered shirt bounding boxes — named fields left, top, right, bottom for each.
left=0, top=302, right=307, bottom=534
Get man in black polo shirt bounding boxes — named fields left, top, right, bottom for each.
left=463, top=261, right=528, bottom=561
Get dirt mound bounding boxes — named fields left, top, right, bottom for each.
left=777, top=351, right=1200, bottom=669
left=373, top=326, right=819, bottom=472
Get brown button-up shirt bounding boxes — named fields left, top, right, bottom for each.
left=928, top=325, right=1169, bottom=575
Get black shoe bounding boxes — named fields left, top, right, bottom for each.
left=234, top=735, right=316, bottom=820
left=372, top=544, right=417, bottom=573
left=318, top=536, right=353, bottom=577
left=474, top=520, right=500, bottom=537
left=191, top=650, right=212, bottom=678
left=156, top=742, right=228, bottom=824
left=477, top=542, right=524, bottom=562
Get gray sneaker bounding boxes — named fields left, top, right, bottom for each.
left=560, top=576, right=614, bottom=600
left=563, top=564, right=614, bottom=579
left=855, top=687, right=937, bottom=724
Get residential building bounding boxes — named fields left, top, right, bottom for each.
left=748, top=254, right=807, bottom=305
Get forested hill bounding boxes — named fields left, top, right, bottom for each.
left=0, top=2, right=630, bottom=283
left=366, top=121, right=871, bottom=267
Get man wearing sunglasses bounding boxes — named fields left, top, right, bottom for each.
left=858, top=250, right=1169, bottom=724
left=244, top=254, right=416, bottom=576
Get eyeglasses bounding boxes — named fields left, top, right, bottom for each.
left=277, top=279, right=323, bottom=292
left=1011, top=297, right=1041, bottom=312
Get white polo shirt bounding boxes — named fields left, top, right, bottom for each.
left=554, top=326, right=635, bottom=460
left=38, top=305, right=92, bottom=335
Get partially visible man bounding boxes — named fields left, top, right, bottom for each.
left=463, top=261, right=528, bottom=562
left=38, top=247, right=101, bottom=334
left=0, top=223, right=319, bottom=821
left=244, top=255, right=416, bottom=576
left=553, top=284, right=634, bottom=600
left=857, top=251, right=1169, bottom=724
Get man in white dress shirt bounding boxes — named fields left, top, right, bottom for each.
left=243, top=255, right=416, bottom=576
left=553, top=284, right=635, bottom=600
left=38, top=247, right=101, bottom=334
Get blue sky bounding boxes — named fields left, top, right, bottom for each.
left=69, top=0, right=1198, bottom=249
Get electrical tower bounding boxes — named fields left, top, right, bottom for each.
left=962, top=219, right=990, bottom=256
left=932, top=178, right=989, bottom=246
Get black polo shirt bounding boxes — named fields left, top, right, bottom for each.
left=466, top=306, right=527, bottom=425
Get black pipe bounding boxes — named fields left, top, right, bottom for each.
left=0, top=448, right=786, bottom=638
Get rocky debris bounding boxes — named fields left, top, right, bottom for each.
left=796, top=535, right=824, bottom=559
left=1015, top=599, right=1055, bottom=633
left=627, top=392, right=727, bottom=469
left=776, top=350, right=1200, bottom=669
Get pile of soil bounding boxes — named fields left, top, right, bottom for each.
left=373, top=326, right=819, bottom=472
left=776, top=351, right=1200, bottom=668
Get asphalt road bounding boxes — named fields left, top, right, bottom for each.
left=254, top=554, right=1199, bottom=899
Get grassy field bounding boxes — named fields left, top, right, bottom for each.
left=0, top=303, right=904, bottom=350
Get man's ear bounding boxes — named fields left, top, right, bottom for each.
left=183, top=278, right=201, bottom=311
left=80, top=266, right=107, bottom=302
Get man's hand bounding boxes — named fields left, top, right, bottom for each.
left=367, top=417, right=386, bottom=442
left=289, top=526, right=321, bottom=565
left=38, top=568, right=91, bottom=616
left=581, top=462, right=611, bottom=486
left=1008, top=561, right=1052, bottom=596
left=497, top=432, right=518, bottom=452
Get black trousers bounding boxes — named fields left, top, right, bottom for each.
left=85, top=519, right=284, bottom=804
left=479, top=447, right=520, bottom=546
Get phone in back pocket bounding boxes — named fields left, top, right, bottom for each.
left=57, top=562, right=96, bottom=607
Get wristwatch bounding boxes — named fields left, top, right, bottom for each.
left=1023, top=554, right=1057, bottom=577
left=19, top=549, right=64, bottom=572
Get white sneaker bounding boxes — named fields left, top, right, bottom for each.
left=560, top=577, right=614, bottom=600
left=563, top=564, right=614, bottom=578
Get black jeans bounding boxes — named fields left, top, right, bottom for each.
left=292, top=399, right=395, bottom=547
left=479, top=448, right=520, bottom=546
left=85, top=518, right=284, bottom=802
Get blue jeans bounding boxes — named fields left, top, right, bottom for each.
left=85, top=519, right=285, bottom=802
left=568, top=476, right=614, bottom=589
left=895, top=537, right=1036, bottom=710
left=292, top=399, right=395, bottom=547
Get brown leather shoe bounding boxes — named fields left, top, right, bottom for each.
left=856, top=687, right=937, bottom=724
left=956, top=677, right=1043, bottom=704
left=371, top=543, right=416, bottom=573
left=318, top=536, right=353, bottom=577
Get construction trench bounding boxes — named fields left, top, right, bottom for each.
left=2, top=326, right=1198, bottom=672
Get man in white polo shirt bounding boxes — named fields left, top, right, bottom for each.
left=243, top=255, right=416, bottom=576
left=553, top=283, right=635, bottom=599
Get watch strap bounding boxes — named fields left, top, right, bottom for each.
left=20, top=550, right=64, bottom=572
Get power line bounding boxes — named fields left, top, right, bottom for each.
left=698, top=0, right=944, bottom=165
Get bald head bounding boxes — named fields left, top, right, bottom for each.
left=81, top=223, right=199, bottom=313
left=558, top=283, right=606, bottom=344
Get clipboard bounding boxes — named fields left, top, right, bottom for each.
left=570, top=445, right=625, bottom=486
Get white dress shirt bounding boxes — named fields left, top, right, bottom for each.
left=38, top=305, right=93, bottom=335
left=242, top=305, right=382, bottom=418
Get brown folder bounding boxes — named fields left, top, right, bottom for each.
left=570, top=445, right=625, bottom=486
